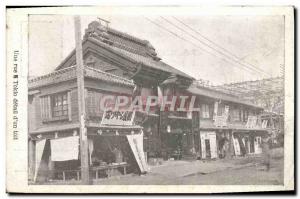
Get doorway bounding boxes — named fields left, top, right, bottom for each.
left=205, top=139, right=211, bottom=159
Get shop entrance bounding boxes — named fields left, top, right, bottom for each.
left=204, top=139, right=211, bottom=159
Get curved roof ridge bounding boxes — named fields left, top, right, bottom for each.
left=106, top=26, right=150, bottom=46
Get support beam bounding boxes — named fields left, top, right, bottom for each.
left=28, top=139, right=36, bottom=181
left=74, top=16, right=90, bottom=184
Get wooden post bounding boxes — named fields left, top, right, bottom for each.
left=28, top=139, right=36, bottom=181
left=74, top=16, right=90, bottom=184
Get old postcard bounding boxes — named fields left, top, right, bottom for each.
left=6, top=6, right=294, bottom=193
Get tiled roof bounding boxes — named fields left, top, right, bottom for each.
left=106, top=26, right=149, bottom=46
left=56, top=21, right=194, bottom=80
left=199, top=119, right=268, bottom=131
left=187, top=84, right=263, bottom=109
left=28, top=65, right=135, bottom=89
left=29, top=66, right=77, bottom=89
left=53, top=21, right=195, bottom=81
left=87, top=37, right=194, bottom=79
left=85, top=66, right=134, bottom=87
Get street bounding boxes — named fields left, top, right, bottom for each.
left=95, top=147, right=283, bottom=185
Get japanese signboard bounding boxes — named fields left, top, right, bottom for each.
left=101, top=110, right=136, bottom=126
left=214, top=105, right=229, bottom=127
left=214, top=115, right=228, bottom=127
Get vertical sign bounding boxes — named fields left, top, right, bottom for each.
left=224, top=105, right=229, bottom=117
left=213, top=101, right=218, bottom=121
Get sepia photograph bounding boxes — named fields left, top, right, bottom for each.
left=6, top=6, right=294, bottom=193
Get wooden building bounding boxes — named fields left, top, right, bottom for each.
left=28, top=20, right=193, bottom=182
left=186, top=84, right=269, bottom=160
left=215, top=77, right=284, bottom=148
left=28, top=20, right=269, bottom=183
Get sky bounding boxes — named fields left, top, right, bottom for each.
left=29, top=14, right=284, bottom=85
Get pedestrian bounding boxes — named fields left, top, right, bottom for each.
left=261, top=133, right=271, bottom=171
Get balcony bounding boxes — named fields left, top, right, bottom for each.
left=29, top=66, right=77, bottom=89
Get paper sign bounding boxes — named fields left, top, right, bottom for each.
left=101, top=110, right=135, bottom=126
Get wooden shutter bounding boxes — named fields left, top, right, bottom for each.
left=96, top=92, right=103, bottom=117
left=86, top=91, right=98, bottom=118
left=91, top=92, right=96, bottom=116
left=67, top=91, right=72, bottom=121
left=47, top=96, right=52, bottom=119
left=202, top=104, right=209, bottom=118
left=39, top=96, right=44, bottom=119
left=40, top=96, right=51, bottom=121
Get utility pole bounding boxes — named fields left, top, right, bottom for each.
left=74, top=16, right=90, bottom=184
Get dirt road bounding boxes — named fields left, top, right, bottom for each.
left=96, top=148, right=283, bottom=185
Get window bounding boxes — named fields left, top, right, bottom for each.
left=52, top=93, right=68, bottom=117
left=232, top=108, right=240, bottom=121
left=217, top=104, right=226, bottom=116
left=243, top=109, right=249, bottom=122
left=40, top=92, right=70, bottom=122
left=201, top=104, right=210, bottom=118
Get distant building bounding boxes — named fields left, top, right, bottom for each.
left=215, top=77, right=284, bottom=144
left=215, top=77, right=284, bottom=114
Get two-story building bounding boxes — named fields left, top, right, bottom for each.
left=156, top=81, right=269, bottom=161
left=186, top=83, right=269, bottom=160
left=28, top=20, right=194, bottom=182
left=28, top=20, right=269, bottom=183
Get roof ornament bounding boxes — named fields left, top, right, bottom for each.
left=97, top=17, right=110, bottom=30
left=84, top=19, right=113, bottom=45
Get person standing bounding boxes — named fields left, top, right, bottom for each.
left=261, top=133, right=271, bottom=171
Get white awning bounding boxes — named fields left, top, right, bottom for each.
left=50, top=136, right=79, bottom=161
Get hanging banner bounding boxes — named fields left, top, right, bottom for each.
left=126, top=134, right=149, bottom=173
left=262, top=120, right=268, bottom=128
left=246, top=116, right=258, bottom=128
left=214, top=105, right=229, bottom=127
left=232, top=135, right=241, bottom=156
left=213, top=101, right=218, bottom=121
left=200, top=133, right=206, bottom=159
left=200, top=131, right=217, bottom=159
left=50, top=136, right=79, bottom=161
left=34, top=139, right=46, bottom=182
left=88, top=139, right=94, bottom=165
left=254, top=136, right=262, bottom=154
left=224, top=105, right=230, bottom=117
left=101, top=110, right=135, bottom=126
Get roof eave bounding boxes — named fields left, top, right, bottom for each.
left=28, top=65, right=135, bottom=90
left=188, top=85, right=263, bottom=109
left=55, top=37, right=194, bottom=81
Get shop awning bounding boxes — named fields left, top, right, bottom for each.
left=30, top=123, right=79, bottom=134
left=50, top=136, right=79, bottom=161
left=168, top=115, right=192, bottom=120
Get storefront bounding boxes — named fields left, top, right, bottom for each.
left=29, top=105, right=150, bottom=183
left=30, top=123, right=147, bottom=183
left=160, top=113, right=194, bottom=160
left=232, top=131, right=265, bottom=156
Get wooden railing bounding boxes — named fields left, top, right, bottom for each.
left=28, top=65, right=135, bottom=89
left=28, top=66, right=77, bottom=89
